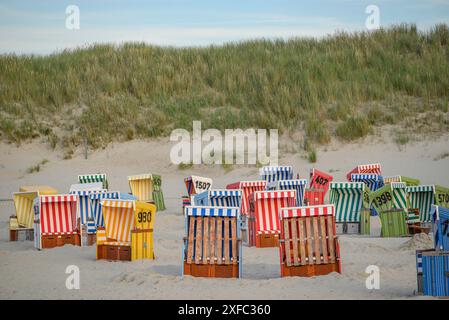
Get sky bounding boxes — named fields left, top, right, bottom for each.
left=0, top=0, right=448, bottom=55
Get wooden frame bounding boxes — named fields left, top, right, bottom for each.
left=279, top=205, right=341, bottom=277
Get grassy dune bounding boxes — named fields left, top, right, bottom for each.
left=0, top=24, right=448, bottom=155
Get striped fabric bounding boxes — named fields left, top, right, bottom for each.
left=69, top=183, right=103, bottom=193
left=259, top=166, right=293, bottom=182
left=277, top=179, right=307, bottom=206
left=96, top=228, right=107, bottom=245
left=309, top=168, right=333, bottom=194
left=70, top=188, right=107, bottom=225
left=406, top=185, right=435, bottom=222
left=39, top=195, right=78, bottom=235
left=350, top=174, right=384, bottom=191
left=100, top=200, right=135, bottom=243
left=13, top=192, right=37, bottom=228
left=193, top=190, right=242, bottom=208
left=103, top=241, right=131, bottom=246
left=253, top=190, right=296, bottom=234
left=384, top=175, right=421, bottom=186
left=78, top=173, right=108, bottom=189
left=329, top=182, right=365, bottom=222
left=90, top=191, right=120, bottom=228
left=232, top=181, right=266, bottom=215
left=86, top=219, right=96, bottom=234
left=346, top=163, right=382, bottom=181
left=432, top=205, right=449, bottom=251
left=184, top=176, right=213, bottom=196
left=421, top=252, right=449, bottom=297
left=128, top=173, right=153, bottom=201
left=280, top=204, right=335, bottom=218
left=370, top=183, right=410, bottom=219
left=184, top=206, right=239, bottom=217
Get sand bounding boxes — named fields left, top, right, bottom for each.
left=0, top=133, right=447, bottom=299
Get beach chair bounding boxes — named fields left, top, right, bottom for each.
left=432, top=205, right=449, bottom=251
left=89, top=191, right=136, bottom=229
left=259, top=166, right=293, bottom=182
left=193, top=190, right=242, bottom=208
left=10, top=185, right=58, bottom=241
left=96, top=200, right=156, bottom=261
left=305, top=169, right=333, bottom=206
left=34, top=195, right=80, bottom=250
left=384, top=175, right=420, bottom=186
left=420, top=250, right=449, bottom=297
left=128, top=173, right=166, bottom=211
left=248, top=190, right=296, bottom=247
left=369, top=183, right=409, bottom=237
left=350, top=174, right=384, bottom=191
left=78, top=173, right=108, bottom=189
left=182, top=206, right=241, bottom=278
left=346, top=163, right=381, bottom=181
left=276, top=179, right=307, bottom=206
left=184, top=176, right=213, bottom=196
left=406, top=185, right=435, bottom=224
left=279, top=204, right=341, bottom=277
left=226, top=181, right=267, bottom=215
left=435, top=185, right=449, bottom=208
left=69, top=183, right=106, bottom=245
left=329, top=182, right=365, bottom=234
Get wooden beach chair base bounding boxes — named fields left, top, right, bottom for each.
left=9, top=228, right=34, bottom=241
left=41, top=233, right=81, bottom=249
left=360, top=210, right=371, bottom=235
left=97, top=243, right=132, bottom=261
left=183, top=261, right=239, bottom=278
left=336, top=222, right=360, bottom=234
left=408, top=224, right=431, bottom=235
left=281, top=262, right=341, bottom=277
left=256, top=233, right=279, bottom=248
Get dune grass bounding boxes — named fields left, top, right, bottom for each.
left=0, top=24, right=448, bottom=153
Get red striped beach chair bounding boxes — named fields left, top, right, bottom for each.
left=305, top=169, right=333, bottom=205
left=279, top=204, right=341, bottom=277
left=248, top=190, right=296, bottom=247
left=182, top=206, right=242, bottom=278
left=34, top=195, right=81, bottom=250
left=346, top=163, right=382, bottom=181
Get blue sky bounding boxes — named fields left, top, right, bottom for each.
left=1, top=0, right=448, bottom=54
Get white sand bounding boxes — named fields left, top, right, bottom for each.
left=0, top=134, right=447, bottom=299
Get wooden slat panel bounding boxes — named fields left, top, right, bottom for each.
left=203, top=217, right=209, bottom=264
left=187, top=217, right=195, bottom=264
left=320, top=216, right=328, bottom=264
left=195, top=217, right=202, bottom=264
left=326, top=216, right=335, bottom=263
left=231, top=219, right=237, bottom=264
left=283, top=219, right=292, bottom=267
left=224, top=218, right=230, bottom=265
left=291, top=219, right=299, bottom=266
left=210, top=218, right=216, bottom=265
left=305, top=217, right=313, bottom=265
left=298, top=219, right=306, bottom=265
left=312, top=217, right=321, bottom=265
left=216, top=217, right=223, bottom=265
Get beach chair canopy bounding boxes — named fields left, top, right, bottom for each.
left=100, top=199, right=136, bottom=245
left=252, top=190, right=296, bottom=234
left=276, top=179, right=307, bottom=206
left=329, top=182, right=365, bottom=223
left=230, top=181, right=267, bottom=215
left=370, top=183, right=408, bottom=211
left=431, top=205, right=449, bottom=251
left=184, top=176, right=213, bottom=196
left=69, top=187, right=107, bottom=225
left=19, top=185, right=58, bottom=195
left=259, top=166, right=293, bottom=182
left=13, top=192, right=39, bottom=228
left=435, top=185, right=449, bottom=208
left=90, top=191, right=120, bottom=228
left=346, top=163, right=381, bottom=182
left=37, top=195, right=78, bottom=235
left=193, top=189, right=242, bottom=208
left=383, top=175, right=420, bottom=186
left=309, top=169, right=333, bottom=193
left=69, top=183, right=103, bottom=193
left=78, top=173, right=108, bottom=189
left=350, top=174, right=384, bottom=191
left=183, top=205, right=241, bottom=275
left=128, top=173, right=154, bottom=201
left=406, top=185, right=435, bottom=223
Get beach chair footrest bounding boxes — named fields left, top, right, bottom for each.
left=256, top=233, right=279, bottom=248
left=281, top=262, right=341, bottom=277
left=183, top=261, right=239, bottom=278
left=41, top=233, right=81, bottom=249
left=9, top=228, right=34, bottom=241
left=97, top=244, right=131, bottom=261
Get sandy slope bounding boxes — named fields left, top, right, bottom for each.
left=0, top=134, right=447, bottom=299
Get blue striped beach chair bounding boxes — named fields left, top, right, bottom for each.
left=193, top=190, right=242, bottom=208
left=182, top=206, right=242, bottom=278
left=276, top=179, right=307, bottom=206
left=259, top=166, right=293, bottom=183
left=421, top=250, right=449, bottom=297
left=90, top=191, right=120, bottom=229
left=432, top=205, right=449, bottom=251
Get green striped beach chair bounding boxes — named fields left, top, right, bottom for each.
left=406, top=185, right=435, bottom=224
left=370, top=182, right=409, bottom=237
left=78, top=173, right=108, bottom=189
left=329, top=182, right=365, bottom=234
